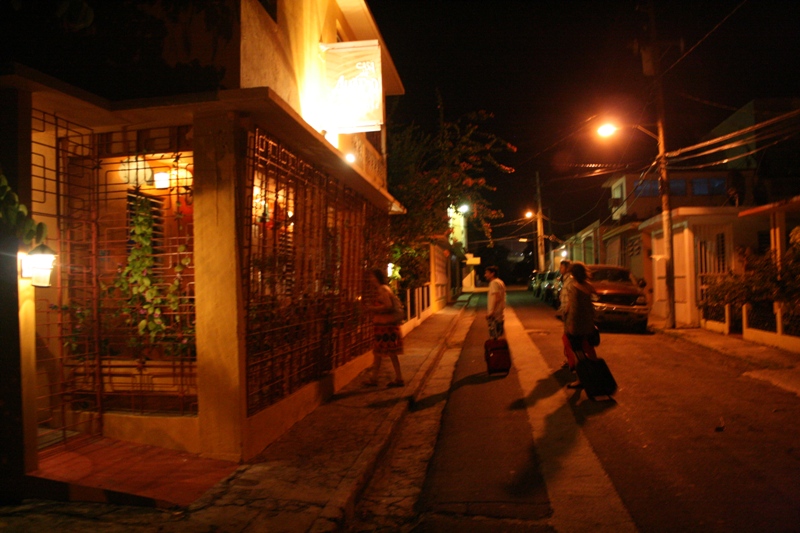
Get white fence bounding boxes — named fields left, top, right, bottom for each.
left=702, top=303, right=800, bottom=353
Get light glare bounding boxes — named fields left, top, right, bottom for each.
left=597, top=123, right=618, bottom=137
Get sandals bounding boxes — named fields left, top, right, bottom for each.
left=566, top=382, right=583, bottom=389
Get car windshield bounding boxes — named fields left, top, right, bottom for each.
left=590, top=268, right=633, bottom=284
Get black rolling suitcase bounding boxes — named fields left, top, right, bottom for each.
left=574, top=349, right=617, bottom=400
left=484, top=338, right=512, bottom=375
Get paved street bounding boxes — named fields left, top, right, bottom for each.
left=514, top=294, right=800, bottom=532
left=352, top=290, right=800, bottom=532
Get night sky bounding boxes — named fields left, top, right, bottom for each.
left=366, top=0, right=800, bottom=242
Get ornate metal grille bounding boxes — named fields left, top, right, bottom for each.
left=32, top=113, right=198, bottom=456
left=242, top=129, right=389, bottom=415
left=92, top=128, right=197, bottom=414
left=30, top=110, right=103, bottom=451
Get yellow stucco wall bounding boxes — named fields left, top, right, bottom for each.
left=18, top=277, right=38, bottom=473
left=240, top=0, right=340, bottom=134
left=240, top=0, right=298, bottom=105
left=192, top=111, right=248, bottom=462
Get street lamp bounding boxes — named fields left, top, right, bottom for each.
left=597, top=120, right=675, bottom=329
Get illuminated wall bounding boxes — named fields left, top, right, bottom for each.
left=240, top=0, right=338, bottom=133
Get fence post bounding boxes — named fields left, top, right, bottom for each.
left=723, top=303, right=731, bottom=335
left=742, top=303, right=750, bottom=332
left=775, top=301, right=784, bottom=336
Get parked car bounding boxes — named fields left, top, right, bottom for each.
left=529, top=271, right=546, bottom=295
left=540, top=271, right=559, bottom=303
left=527, top=270, right=539, bottom=291
left=531, top=271, right=556, bottom=298
left=587, top=265, right=649, bottom=333
left=552, top=276, right=564, bottom=309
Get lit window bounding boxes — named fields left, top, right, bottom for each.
left=670, top=179, right=687, bottom=196
left=634, top=180, right=659, bottom=197
left=693, top=178, right=727, bottom=196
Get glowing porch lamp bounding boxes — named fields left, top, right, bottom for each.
left=21, top=243, right=57, bottom=288
left=154, top=166, right=192, bottom=190
left=153, top=171, right=169, bottom=189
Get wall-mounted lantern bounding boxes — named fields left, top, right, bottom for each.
left=21, top=243, right=57, bottom=288
left=154, top=165, right=193, bottom=190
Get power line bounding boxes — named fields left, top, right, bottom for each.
left=660, top=0, right=750, bottom=78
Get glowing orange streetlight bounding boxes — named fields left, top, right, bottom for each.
left=596, top=123, right=618, bottom=137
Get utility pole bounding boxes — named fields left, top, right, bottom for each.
left=535, top=171, right=546, bottom=271
left=647, top=0, right=676, bottom=329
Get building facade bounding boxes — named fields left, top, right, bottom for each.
left=1, top=0, right=405, bottom=487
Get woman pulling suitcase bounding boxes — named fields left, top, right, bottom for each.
left=561, top=262, right=617, bottom=399
left=562, top=262, right=597, bottom=375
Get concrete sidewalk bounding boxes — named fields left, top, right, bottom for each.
left=183, top=295, right=475, bottom=532
left=651, top=319, right=800, bottom=398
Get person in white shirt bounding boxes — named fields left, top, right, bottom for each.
left=485, top=266, right=506, bottom=338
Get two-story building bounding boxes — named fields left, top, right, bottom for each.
left=1, top=0, right=406, bottom=489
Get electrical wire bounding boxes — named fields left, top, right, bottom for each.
left=667, top=125, right=799, bottom=164
left=668, top=134, right=797, bottom=170
left=660, top=0, right=750, bottom=78
left=666, top=108, right=800, bottom=159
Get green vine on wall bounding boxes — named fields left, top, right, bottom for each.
left=111, top=193, right=194, bottom=359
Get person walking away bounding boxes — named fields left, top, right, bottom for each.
left=562, top=262, right=598, bottom=385
left=485, top=266, right=506, bottom=338
left=365, top=268, right=404, bottom=388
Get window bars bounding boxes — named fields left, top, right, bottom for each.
left=242, top=129, right=389, bottom=415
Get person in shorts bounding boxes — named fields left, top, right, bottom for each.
left=485, top=266, right=506, bottom=338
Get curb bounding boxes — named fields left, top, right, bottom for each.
left=309, top=295, right=474, bottom=532
left=410, top=294, right=474, bottom=407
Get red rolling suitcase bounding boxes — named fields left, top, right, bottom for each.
left=484, top=338, right=512, bottom=375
